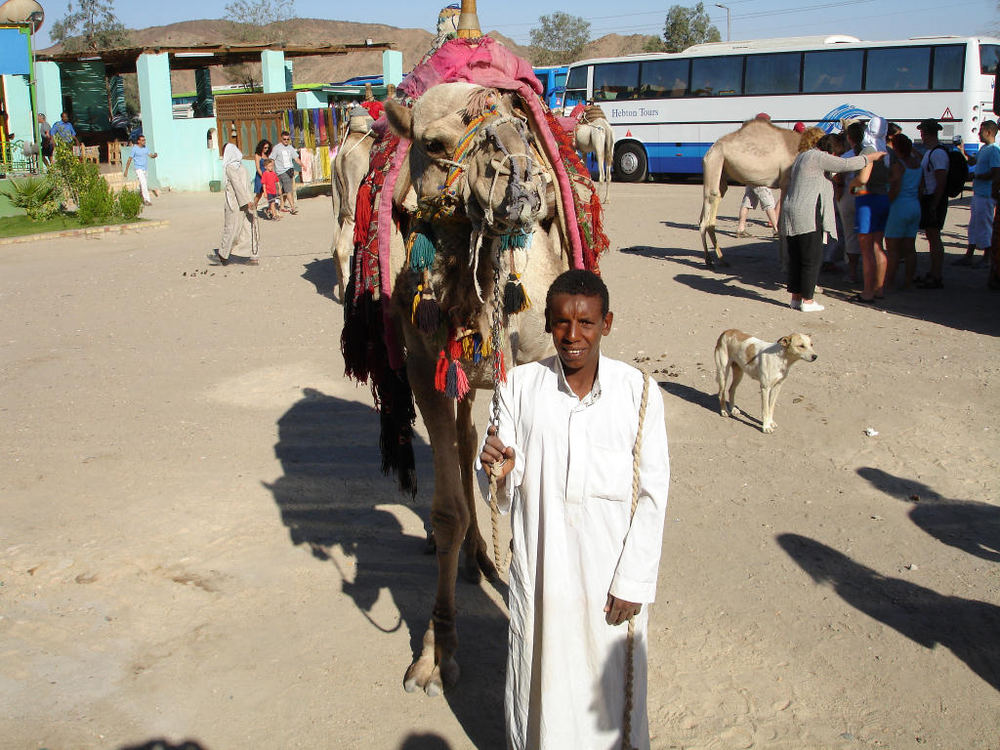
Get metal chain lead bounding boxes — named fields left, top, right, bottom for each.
left=487, top=245, right=506, bottom=575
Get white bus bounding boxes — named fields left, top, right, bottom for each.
left=561, top=35, right=1000, bottom=181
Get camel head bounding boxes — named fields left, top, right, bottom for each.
left=385, top=83, right=547, bottom=236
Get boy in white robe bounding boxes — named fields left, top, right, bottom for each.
left=480, top=269, right=670, bottom=750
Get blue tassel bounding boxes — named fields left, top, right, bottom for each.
left=500, top=231, right=533, bottom=251
left=410, top=232, right=436, bottom=271
left=471, top=336, right=483, bottom=363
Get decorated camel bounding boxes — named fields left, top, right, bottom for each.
left=698, top=118, right=800, bottom=268
left=330, top=107, right=376, bottom=302
left=572, top=105, right=614, bottom=203
left=341, top=19, right=607, bottom=696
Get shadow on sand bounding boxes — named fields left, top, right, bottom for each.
left=777, top=534, right=1000, bottom=691
left=622, top=232, right=1000, bottom=337
left=857, top=467, right=1000, bottom=563
left=265, top=388, right=507, bottom=748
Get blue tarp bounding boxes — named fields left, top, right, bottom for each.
left=0, top=27, right=30, bottom=76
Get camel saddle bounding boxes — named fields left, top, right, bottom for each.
left=556, top=104, right=607, bottom=137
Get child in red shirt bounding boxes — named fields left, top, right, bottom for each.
left=261, top=158, right=282, bottom=220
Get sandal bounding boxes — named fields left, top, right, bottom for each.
left=850, top=293, right=877, bottom=304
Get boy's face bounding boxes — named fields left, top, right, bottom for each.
left=137, top=137, right=146, bottom=147
left=545, top=293, right=612, bottom=377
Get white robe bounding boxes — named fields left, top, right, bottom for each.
left=483, top=355, right=670, bottom=750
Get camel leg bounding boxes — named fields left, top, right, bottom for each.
left=334, top=217, right=354, bottom=303
left=456, top=393, right=499, bottom=584
left=403, top=366, right=467, bottom=696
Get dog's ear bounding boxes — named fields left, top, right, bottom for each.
left=778, top=336, right=791, bottom=348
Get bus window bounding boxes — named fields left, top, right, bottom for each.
left=803, top=49, right=863, bottom=93
left=746, top=52, right=801, bottom=95
left=639, top=59, right=689, bottom=98
left=932, top=45, right=965, bottom=90
left=866, top=47, right=930, bottom=91
left=593, top=62, right=640, bottom=101
left=691, top=56, right=743, bottom=96
left=980, top=43, right=1000, bottom=74
left=565, top=64, right=589, bottom=107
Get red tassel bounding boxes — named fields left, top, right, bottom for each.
left=353, top=183, right=373, bottom=246
left=447, top=337, right=462, bottom=360
left=454, top=361, right=470, bottom=400
left=434, top=349, right=448, bottom=393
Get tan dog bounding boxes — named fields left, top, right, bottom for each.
left=715, top=330, right=818, bottom=433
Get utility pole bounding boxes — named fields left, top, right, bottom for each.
left=715, top=3, right=731, bottom=42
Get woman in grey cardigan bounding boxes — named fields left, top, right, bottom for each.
left=780, top=134, right=885, bottom=311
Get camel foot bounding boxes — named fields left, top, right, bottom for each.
left=403, top=622, right=459, bottom=696
left=763, top=421, right=776, bottom=434
left=731, top=406, right=742, bottom=417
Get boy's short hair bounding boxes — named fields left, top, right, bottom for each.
left=262, top=158, right=273, bottom=166
left=981, top=120, right=998, bottom=136
left=545, top=269, right=609, bottom=316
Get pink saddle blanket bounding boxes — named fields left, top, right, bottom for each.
left=556, top=116, right=578, bottom=137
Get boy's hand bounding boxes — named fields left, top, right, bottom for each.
left=479, top=425, right=514, bottom=480
left=604, top=595, right=641, bottom=626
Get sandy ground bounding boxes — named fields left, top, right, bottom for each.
left=2, top=181, right=998, bottom=750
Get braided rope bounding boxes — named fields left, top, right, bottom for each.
left=622, top=369, right=650, bottom=750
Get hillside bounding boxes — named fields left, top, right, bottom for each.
left=40, top=18, right=654, bottom=92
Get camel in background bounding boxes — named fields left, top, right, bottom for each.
left=330, top=108, right=375, bottom=301
left=573, top=105, right=614, bottom=203
left=698, top=119, right=800, bottom=268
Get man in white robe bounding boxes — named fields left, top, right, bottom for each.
left=480, top=269, right=670, bottom=750
left=215, top=139, right=258, bottom=266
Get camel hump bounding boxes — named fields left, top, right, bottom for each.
left=583, top=104, right=606, bottom=122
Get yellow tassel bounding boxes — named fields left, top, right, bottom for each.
left=411, top=284, right=422, bottom=325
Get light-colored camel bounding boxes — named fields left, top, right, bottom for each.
left=330, top=112, right=375, bottom=301
left=698, top=119, right=800, bottom=268
left=380, top=82, right=570, bottom=697
left=573, top=107, right=614, bottom=203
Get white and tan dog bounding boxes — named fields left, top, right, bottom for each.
left=715, top=329, right=818, bottom=433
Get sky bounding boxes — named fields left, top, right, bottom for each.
left=32, top=0, right=1000, bottom=49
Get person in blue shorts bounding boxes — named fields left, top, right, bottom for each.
left=849, top=117, right=891, bottom=303
left=884, top=134, right=923, bottom=292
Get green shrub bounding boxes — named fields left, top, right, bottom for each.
left=116, top=188, right=144, bottom=221
left=47, top=142, right=103, bottom=208
left=0, top=177, right=61, bottom=221
left=76, top=177, right=117, bottom=225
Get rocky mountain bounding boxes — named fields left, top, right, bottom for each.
left=40, top=19, right=657, bottom=92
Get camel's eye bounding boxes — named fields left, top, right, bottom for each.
left=424, top=138, right=446, bottom=156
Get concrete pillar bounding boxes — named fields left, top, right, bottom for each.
left=2, top=75, right=33, bottom=146
left=383, top=50, right=403, bottom=87
left=261, top=50, right=287, bottom=93
left=35, top=61, right=62, bottom=126
left=284, top=59, right=294, bottom=91
left=136, top=52, right=174, bottom=190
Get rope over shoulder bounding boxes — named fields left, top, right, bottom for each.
left=622, top=367, right=650, bottom=750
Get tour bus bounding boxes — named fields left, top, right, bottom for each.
left=561, top=36, right=1000, bottom=180
left=533, top=65, right=569, bottom=110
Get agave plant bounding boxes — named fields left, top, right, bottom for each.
left=0, top=177, right=61, bottom=222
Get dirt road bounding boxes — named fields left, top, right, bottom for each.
left=2, top=182, right=997, bottom=749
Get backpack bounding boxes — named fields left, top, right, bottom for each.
left=932, top=145, right=969, bottom=198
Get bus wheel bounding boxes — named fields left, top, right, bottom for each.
left=614, top=142, right=647, bottom=183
